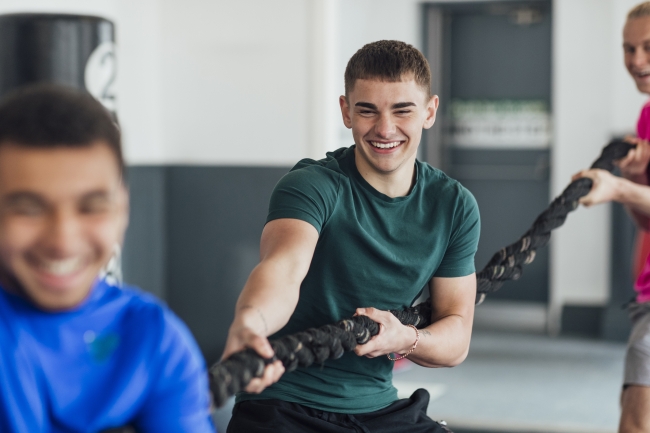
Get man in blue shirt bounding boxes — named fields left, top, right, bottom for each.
left=0, top=85, right=216, bottom=432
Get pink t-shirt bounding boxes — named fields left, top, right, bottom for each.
left=633, top=101, right=650, bottom=303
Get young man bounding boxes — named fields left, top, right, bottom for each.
left=223, top=40, right=480, bottom=432
left=0, top=84, right=217, bottom=432
left=574, top=3, right=650, bottom=432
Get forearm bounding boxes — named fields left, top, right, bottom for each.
left=621, top=172, right=650, bottom=230
left=406, top=312, right=473, bottom=368
left=615, top=177, right=650, bottom=229
left=233, top=259, right=301, bottom=336
left=405, top=274, right=475, bottom=368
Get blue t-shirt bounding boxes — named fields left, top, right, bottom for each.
left=0, top=279, right=215, bottom=433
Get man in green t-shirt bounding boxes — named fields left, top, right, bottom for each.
left=223, top=40, right=480, bottom=432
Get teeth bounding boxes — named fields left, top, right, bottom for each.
left=370, top=141, right=401, bottom=149
left=41, top=258, right=83, bottom=276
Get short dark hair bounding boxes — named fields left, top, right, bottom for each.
left=0, top=84, right=124, bottom=176
left=628, top=2, right=650, bottom=19
left=344, top=40, right=431, bottom=96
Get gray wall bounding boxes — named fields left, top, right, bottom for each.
left=122, top=165, right=289, bottom=364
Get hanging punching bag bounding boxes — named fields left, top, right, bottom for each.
left=0, top=13, right=117, bottom=119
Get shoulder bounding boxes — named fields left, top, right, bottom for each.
left=103, top=284, right=201, bottom=358
left=641, top=100, right=650, bottom=116
left=418, top=161, right=477, bottom=208
left=278, top=147, right=351, bottom=191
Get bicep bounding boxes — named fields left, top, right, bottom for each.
left=429, top=274, right=476, bottom=322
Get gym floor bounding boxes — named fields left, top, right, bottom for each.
left=393, top=330, right=626, bottom=433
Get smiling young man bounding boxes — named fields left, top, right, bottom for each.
left=0, top=85, right=218, bottom=432
left=223, top=40, right=480, bottom=432
left=573, top=3, right=650, bottom=433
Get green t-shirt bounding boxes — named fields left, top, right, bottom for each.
left=238, top=146, right=480, bottom=413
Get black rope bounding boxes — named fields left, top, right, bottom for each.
left=473, top=138, right=633, bottom=304
left=209, top=139, right=633, bottom=408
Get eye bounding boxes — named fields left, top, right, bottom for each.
left=11, top=203, right=45, bottom=216
left=395, top=110, right=412, bottom=115
left=79, top=196, right=111, bottom=214
left=4, top=198, right=46, bottom=217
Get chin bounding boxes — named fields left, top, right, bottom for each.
left=636, top=81, right=650, bottom=94
left=32, top=291, right=90, bottom=311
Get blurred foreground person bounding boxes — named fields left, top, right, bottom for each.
left=222, top=40, right=479, bottom=433
left=574, top=3, right=650, bottom=432
left=0, top=85, right=215, bottom=432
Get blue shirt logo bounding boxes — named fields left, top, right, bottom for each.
left=84, top=330, right=120, bottom=362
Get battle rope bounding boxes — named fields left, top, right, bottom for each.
left=209, top=139, right=633, bottom=407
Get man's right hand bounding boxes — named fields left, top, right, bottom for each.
left=221, top=315, right=285, bottom=394
left=617, top=136, right=650, bottom=183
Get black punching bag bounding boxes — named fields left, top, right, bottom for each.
left=0, top=13, right=117, bottom=118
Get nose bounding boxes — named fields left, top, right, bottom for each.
left=374, top=113, right=397, bottom=138
left=43, top=210, right=80, bottom=256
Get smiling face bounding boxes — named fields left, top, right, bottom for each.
left=0, top=142, right=128, bottom=311
left=624, top=15, right=650, bottom=94
left=339, top=77, right=438, bottom=195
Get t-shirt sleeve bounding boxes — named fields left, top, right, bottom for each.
left=434, top=185, right=481, bottom=278
left=266, top=165, right=340, bottom=233
left=134, top=308, right=215, bottom=433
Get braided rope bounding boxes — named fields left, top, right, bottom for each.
left=473, top=138, right=633, bottom=304
left=210, top=139, right=633, bottom=407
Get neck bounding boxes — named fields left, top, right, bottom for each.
left=353, top=149, right=417, bottom=197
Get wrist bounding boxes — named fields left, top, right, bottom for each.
left=622, top=171, right=648, bottom=185
left=388, top=325, right=419, bottom=361
left=235, top=305, right=269, bottom=336
left=400, top=324, right=418, bottom=354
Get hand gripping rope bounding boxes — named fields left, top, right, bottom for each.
left=209, top=139, right=634, bottom=408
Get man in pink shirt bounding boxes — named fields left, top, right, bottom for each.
left=575, top=3, right=650, bottom=432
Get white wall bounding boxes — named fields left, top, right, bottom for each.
left=158, top=0, right=309, bottom=165
left=549, top=0, right=614, bottom=328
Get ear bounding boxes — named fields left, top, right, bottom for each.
left=116, top=183, right=130, bottom=244
left=423, top=95, right=439, bottom=130
left=339, top=95, right=352, bottom=129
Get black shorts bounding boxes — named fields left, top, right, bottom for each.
left=227, top=388, right=452, bottom=433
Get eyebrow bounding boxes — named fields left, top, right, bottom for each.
left=2, top=192, right=46, bottom=206
left=624, top=39, right=650, bottom=46
left=355, top=102, right=417, bottom=110
left=81, top=190, right=112, bottom=201
left=2, top=189, right=112, bottom=205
